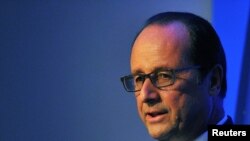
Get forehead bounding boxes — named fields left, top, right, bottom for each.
left=131, top=22, right=192, bottom=73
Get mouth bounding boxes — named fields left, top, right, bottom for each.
left=145, top=110, right=168, bottom=123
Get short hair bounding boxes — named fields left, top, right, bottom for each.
left=132, top=12, right=227, bottom=98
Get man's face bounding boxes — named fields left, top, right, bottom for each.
left=130, top=23, right=212, bottom=140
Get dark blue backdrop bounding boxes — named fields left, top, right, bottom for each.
left=0, top=1, right=249, bottom=141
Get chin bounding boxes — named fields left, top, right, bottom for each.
left=150, top=133, right=171, bottom=141
left=147, top=123, right=180, bottom=141
left=147, top=127, right=171, bottom=141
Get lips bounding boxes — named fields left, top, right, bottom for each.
left=147, top=111, right=168, bottom=117
left=145, top=110, right=168, bottom=123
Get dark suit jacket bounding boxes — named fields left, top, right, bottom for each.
left=223, top=115, right=233, bottom=125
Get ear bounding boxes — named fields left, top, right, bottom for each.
left=208, top=64, right=224, bottom=96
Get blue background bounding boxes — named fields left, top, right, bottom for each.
left=0, top=0, right=249, bottom=141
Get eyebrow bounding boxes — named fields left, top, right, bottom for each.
left=131, top=66, right=174, bottom=76
left=155, top=67, right=173, bottom=72
left=131, top=69, right=144, bottom=76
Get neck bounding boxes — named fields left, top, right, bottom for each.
left=209, top=96, right=225, bottom=124
left=158, top=97, right=225, bottom=141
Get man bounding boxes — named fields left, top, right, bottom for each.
left=120, top=12, right=233, bottom=141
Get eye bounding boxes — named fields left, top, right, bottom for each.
left=134, top=75, right=145, bottom=83
left=157, top=71, right=172, bottom=80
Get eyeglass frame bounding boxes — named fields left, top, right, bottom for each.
left=120, top=66, right=201, bottom=92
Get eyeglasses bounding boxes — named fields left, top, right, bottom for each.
left=120, top=66, right=200, bottom=92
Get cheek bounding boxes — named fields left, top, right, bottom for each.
left=163, top=87, right=198, bottom=120
left=167, top=80, right=202, bottom=112
left=179, top=95, right=196, bottom=116
left=161, top=86, right=185, bottom=106
left=172, top=89, right=209, bottom=126
left=160, top=91, right=185, bottom=120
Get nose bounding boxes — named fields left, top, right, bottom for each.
left=140, top=78, right=161, bottom=105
